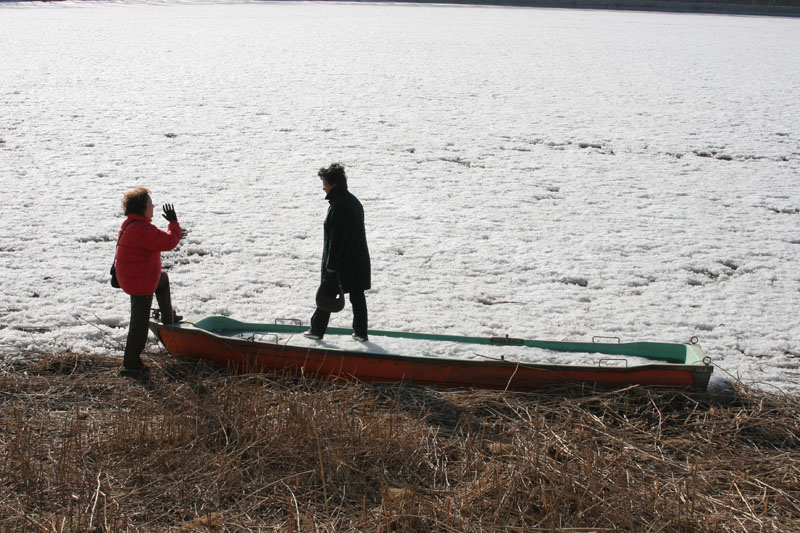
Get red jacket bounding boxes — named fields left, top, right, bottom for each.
left=114, top=214, right=181, bottom=296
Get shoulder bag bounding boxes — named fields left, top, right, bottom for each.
left=110, top=220, right=136, bottom=288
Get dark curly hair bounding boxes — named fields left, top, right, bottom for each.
left=318, top=163, right=347, bottom=188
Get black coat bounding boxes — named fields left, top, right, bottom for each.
left=321, top=185, right=371, bottom=293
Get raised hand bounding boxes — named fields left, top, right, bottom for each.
left=162, top=203, right=178, bottom=223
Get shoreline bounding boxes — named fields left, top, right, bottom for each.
left=2, top=352, right=799, bottom=530
left=10, top=0, right=800, bottom=17
left=329, top=0, right=800, bottom=17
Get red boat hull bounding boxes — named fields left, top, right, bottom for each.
left=152, top=323, right=712, bottom=391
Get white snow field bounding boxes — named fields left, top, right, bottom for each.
left=1, top=1, right=798, bottom=392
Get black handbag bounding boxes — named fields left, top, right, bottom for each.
left=110, top=264, right=120, bottom=288
left=110, top=220, right=135, bottom=289
left=315, top=272, right=345, bottom=313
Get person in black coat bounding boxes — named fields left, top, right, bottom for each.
left=305, top=163, right=371, bottom=341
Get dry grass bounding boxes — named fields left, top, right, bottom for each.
left=1, top=352, right=799, bottom=532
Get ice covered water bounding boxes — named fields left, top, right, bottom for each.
left=1, top=1, right=798, bottom=392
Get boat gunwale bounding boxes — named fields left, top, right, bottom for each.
left=154, top=317, right=712, bottom=373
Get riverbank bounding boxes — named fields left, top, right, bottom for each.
left=342, top=0, right=800, bottom=17
left=2, top=352, right=798, bottom=531
left=12, top=0, right=800, bottom=17
left=355, top=0, right=800, bottom=17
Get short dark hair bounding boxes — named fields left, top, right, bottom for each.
left=318, top=163, right=347, bottom=187
left=122, top=187, right=150, bottom=216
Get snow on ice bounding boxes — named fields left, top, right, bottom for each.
left=1, top=0, right=799, bottom=393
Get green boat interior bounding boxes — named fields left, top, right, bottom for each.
left=176, top=316, right=708, bottom=367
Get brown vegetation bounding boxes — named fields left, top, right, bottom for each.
left=1, top=352, right=799, bottom=532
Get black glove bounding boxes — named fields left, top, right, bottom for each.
left=162, top=203, right=178, bottom=223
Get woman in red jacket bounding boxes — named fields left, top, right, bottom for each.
left=115, top=187, right=183, bottom=375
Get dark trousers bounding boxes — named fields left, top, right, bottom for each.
left=310, top=290, right=368, bottom=339
left=124, top=271, right=172, bottom=368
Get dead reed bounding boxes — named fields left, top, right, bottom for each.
left=1, top=352, right=798, bottom=532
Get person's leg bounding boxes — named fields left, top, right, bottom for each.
left=124, top=293, right=153, bottom=369
left=350, top=290, right=368, bottom=338
left=309, top=308, right=331, bottom=338
left=154, top=271, right=179, bottom=323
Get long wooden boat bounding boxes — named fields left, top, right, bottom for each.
left=150, top=316, right=713, bottom=391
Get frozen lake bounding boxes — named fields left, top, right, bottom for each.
left=1, top=1, right=799, bottom=393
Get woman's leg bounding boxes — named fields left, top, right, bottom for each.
left=154, top=271, right=177, bottom=323
left=350, top=290, right=368, bottom=338
left=124, top=293, right=153, bottom=369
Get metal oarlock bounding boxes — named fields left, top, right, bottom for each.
left=274, top=318, right=302, bottom=326
left=247, top=333, right=278, bottom=344
left=490, top=335, right=524, bottom=346
left=592, top=336, right=621, bottom=344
